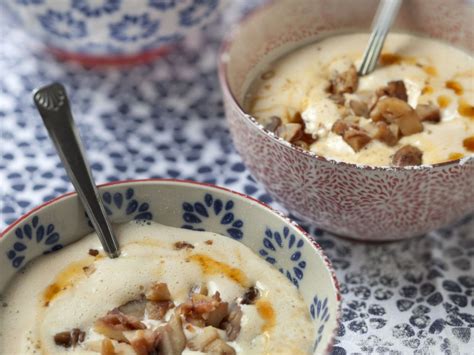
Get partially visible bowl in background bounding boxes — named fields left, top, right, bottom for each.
left=3, top=0, right=227, bottom=65
left=218, top=0, right=474, bottom=241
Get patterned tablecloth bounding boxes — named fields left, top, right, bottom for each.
left=0, top=2, right=473, bottom=354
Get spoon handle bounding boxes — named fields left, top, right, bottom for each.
left=358, top=0, right=402, bottom=76
left=33, top=83, right=120, bottom=258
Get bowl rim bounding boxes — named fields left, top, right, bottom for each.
left=217, top=1, right=473, bottom=172
left=0, top=178, right=341, bottom=354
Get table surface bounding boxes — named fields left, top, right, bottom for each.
left=0, top=3, right=473, bottom=354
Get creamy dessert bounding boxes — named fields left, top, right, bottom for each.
left=246, top=33, right=474, bottom=166
left=0, top=221, right=313, bottom=355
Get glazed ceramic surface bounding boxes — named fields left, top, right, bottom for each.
left=0, top=179, right=340, bottom=354
left=4, top=0, right=226, bottom=58
left=219, top=0, right=474, bottom=241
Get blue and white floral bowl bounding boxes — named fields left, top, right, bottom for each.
left=4, top=0, right=226, bottom=63
left=0, top=179, right=340, bottom=354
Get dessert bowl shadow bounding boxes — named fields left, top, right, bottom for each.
left=0, top=179, right=340, bottom=354
left=218, top=0, right=474, bottom=241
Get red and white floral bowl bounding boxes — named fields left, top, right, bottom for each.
left=218, top=0, right=474, bottom=241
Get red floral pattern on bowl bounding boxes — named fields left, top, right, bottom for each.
left=218, top=0, right=474, bottom=241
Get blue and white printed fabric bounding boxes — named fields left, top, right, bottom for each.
left=0, top=2, right=472, bottom=354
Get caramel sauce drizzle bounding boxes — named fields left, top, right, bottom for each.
left=256, top=299, right=276, bottom=332
left=188, top=254, right=250, bottom=287
left=437, top=95, right=451, bottom=109
left=446, top=80, right=464, bottom=95
left=458, top=99, right=474, bottom=119
left=42, top=255, right=101, bottom=306
left=463, top=136, right=474, bottom=152
left=447, top=152, right=464, bottom=161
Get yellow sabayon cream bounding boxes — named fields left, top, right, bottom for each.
left=0, top=221, right=313, bottom=355
left=247, top=33, right=474, bottom=166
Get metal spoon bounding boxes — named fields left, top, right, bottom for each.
left=33, top=83, right=120, bottom=258
left=358, top=0, right=402, bottom=76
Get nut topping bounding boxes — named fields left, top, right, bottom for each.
left=331, top=119, right=350, bottom=136
left=146, top=300, right=175, bottom=320
left=188, top=326, right=220, bottom=351
left=117, top=296, right=146, bottom=319
left=329, top=63, right=358, bottom=95
left=54, top=328, right=85, bottom=348
left=94, top=310, right=146, bottom=342
left=158, top=313, right=186, bottom=354
left=261, top=115, right=282, bottom=132
left=276, top=123, right=303, bottom=142
left=349, top=99, right=369, bottom=118
left=416, top=103, right=441, bottom=123
left=241, top=286, right=259, bottom=305
left=221, top=304, right=243, bottom=341
left=146, top=282, right=172, bottom=302
left=88, top=249, right=99, bottom=257
left=174, top=241, right=194, bottom=250
left=392, top=145, right=423, bottom=166
left=376, top=80, right=408, bottom=101
left=343, top=127, right=372, bottom=152
left=373, top=122, right=399, bottom=146
left=370, top=97, right=423, bottom=136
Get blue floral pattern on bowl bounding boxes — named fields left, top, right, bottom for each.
left=6, top=216, right=62, bottom=268
left=181, top=193, right=244, bottom=240
left=149, top=0, right=176, bottom=11
left=38, top=10, right=87, bottom=39
left=72, top=0, right=122, bottom=17
left=179, top=0, right=219, bottom=27
left=109, top=14, right=160, bottom=42
left=311, top=295, right=331, bottom=351
left=259, top=226, right=306, bottom=287
left=87, top=188, right=153, bottom=226
left=7, top=0, right=225, bottom=56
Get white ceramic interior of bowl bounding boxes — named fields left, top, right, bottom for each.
left=0, top=179, right=340, bottom=354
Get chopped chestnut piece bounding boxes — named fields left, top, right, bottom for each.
left=349, top=99, right=369, bottom=118
left=261, top=115, right=282, bottom=132
left=331, top=119, right=350, bottom=136
left=370, top=97, right=423, bottom=136
left=241, top=286, right=259, bottom=305
left=328, top=93, right=345, bottom=105
left=329, top=64, right=358, bottom=95
left=343, top=128, right=372, bottom=152
left=146, top=283, right=171, bottom=302
left=415, top=103, right=441, bottom=123
left=158, top=313, right=186, bottom=354
left=221, top=304, right=243, bottom=341
left=129, top=329, right=162, bottom=355
left=178, top=292, right=229, bottom=328
left=117, top=297, right=146, bottom=319
left=397, top=112, right=424, bottom=136
left=276, top=123, right=303, bottom=142
left=174, top=241, right=194, bottom=250
left=374, top=122, right=399, bottom=146
left=188, top=326, right=220, bottom=351
left=293, top=140, right=310, bottom=150
left=82, top=264, right=96, bottom=277
left=205, top=339, right=236, bottom=355
left=54, top=328, right=85, bottom=348
left=392, top=145, right=423, bottom=166
left=101, top=338, right=115, bottom=355
left=88, top=249, right=99, bottom=257
left=94, top=310, right=145, bottom=342
left=376, top=80, right=408, bottom=101
left=146, top=300, right=175, bottom=320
